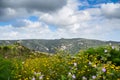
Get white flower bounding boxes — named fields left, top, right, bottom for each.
left=93, top=64, right=97, bottom=68
left=75, top=67, right=78, bottom=70
left=88, top=62, right=92, bottom=65
left=104, top=50, right=108, bottom=53
left=109, top=43, right=112, bottom=46
left=82, top=76, right=87, bottom=80
left=22, top=62, right=24, bottom=64
left=74, top=62, right=77, bottom=66
left=37, top=72, right=41, bottom=75
left=112, top=46, right=115, bottom=49
left=68, top=72, right=72, bottom=76
left=34, top=72, right=36, bottom=75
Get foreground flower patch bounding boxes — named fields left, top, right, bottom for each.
left=0, top=45, right=120, bottom=80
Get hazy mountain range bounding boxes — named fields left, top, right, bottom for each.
left=0, top=38, right=120, bottom=53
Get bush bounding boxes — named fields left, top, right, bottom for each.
left=0, top=45, right=120, bottom=80
left=11, top=47, right=120, bottom=80
left=0, top=56, right=14, bottom=80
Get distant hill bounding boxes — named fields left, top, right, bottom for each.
left=0, top=43, right=50, bottom=59
left=0, top=38, right=120, bottom=53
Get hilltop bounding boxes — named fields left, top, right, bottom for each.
left=0, top=38, right=120, bottom=53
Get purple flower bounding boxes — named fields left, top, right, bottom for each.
left=72, top=74, right=76, bottom=79
left=32, top=77, right=35, bottom=80
left=102, top=68, right=106, bottom=72
left=92, top=75, right=96, bottom=79
left=112, top=46, right=115, bottom=49
left=39, top=75, right=43, bottom=79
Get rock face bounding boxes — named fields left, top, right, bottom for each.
left=0, top=38, right=120, bottom=53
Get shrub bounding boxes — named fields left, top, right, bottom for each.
left=0, top=45, right=120, bottom=80
left=0, top=56, right=14, bottom=80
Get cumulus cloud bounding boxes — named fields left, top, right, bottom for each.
left=40, top=0, right=91, bottom=28
left=0, top=0, right=66, bottom=11
left=0, top=0, right=67, bottom=21
left=39, top=0, right=120, bottom=40
left=0, top=19, right=54, bottom=40
left=101, top=3, right=120, bottom=18
left=0, top=8, right=29, bottom=21
left=0, top=0, right=120, bottom=41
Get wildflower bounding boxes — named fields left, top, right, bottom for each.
left=5, top=56, right=7, bottom=59
left=109, top=43, right=112, bottom=46
left=82, top=76, right=87, bottom=80
left=72, top=74, right=76, bottom=79
left=74, top=62, right=77, bottom=66
left=88, top=62, right=92, bottom=65
left=22, top=62, right=24, bottom=64
left=34, top=72, right=36, bottom=75
left=102, top=68, right=106, bottom=72
left=75, top=67, right=78, bottom=70
left=39, top=75, right=44, bottom=80
left=112, top=46, right=115, bottom=49
left=104, top=50, right=108, bottom=53
left=68, top=72, right=72, bottom=76
left=32, top=77, right=35, bottom=80
left=93, top=64, right=97, bottom=68
left=92, top=75, right=96, bottom=79
left=37, top=72, right=41, bottom=75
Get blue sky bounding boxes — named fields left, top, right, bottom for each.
left=0, top=0, right=120, bottom=41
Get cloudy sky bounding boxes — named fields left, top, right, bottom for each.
left=0, top=0, right=120, bottom=41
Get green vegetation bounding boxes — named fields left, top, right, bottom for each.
left=0, top=44, right=120, bottom=80
left=0, top=38, right=119, bottom=54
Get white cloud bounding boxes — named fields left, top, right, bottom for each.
left=40, top=0, right=78, bottom=26
left=0, top=0, right=67, bottom=21
left=0, top=8, right=29, bottom=21
left=101, top=3, right=120, bottom=18
left=0, top=0, right=120, bottom=41
left=40, top=0, right=91, bottom=30
left=39, top=1, right=120, bottom=40
left=0, top=20, right=55, bottom=40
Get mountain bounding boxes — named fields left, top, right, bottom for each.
left=0, top=38, right=120, bottom=53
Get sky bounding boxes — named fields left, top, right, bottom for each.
left=0, top=0, right=120, bottom=41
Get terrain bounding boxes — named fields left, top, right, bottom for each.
left=0, top=38, right=120, bottom=53
left=0, top=42, right=120, bottom=80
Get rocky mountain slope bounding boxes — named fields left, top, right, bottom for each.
left=0, top=38, right=119, bottom=53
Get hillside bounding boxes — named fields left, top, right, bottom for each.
left=0, top=43, right=51, bottom=60
left=0, top=43, right=120, bottom=80
left=0, top=38, right=120, bottom=53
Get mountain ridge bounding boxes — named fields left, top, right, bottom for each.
left=0, top=38, right=120, bottom=53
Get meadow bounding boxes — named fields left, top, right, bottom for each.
left=0, top=44, right=120, bottom=80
